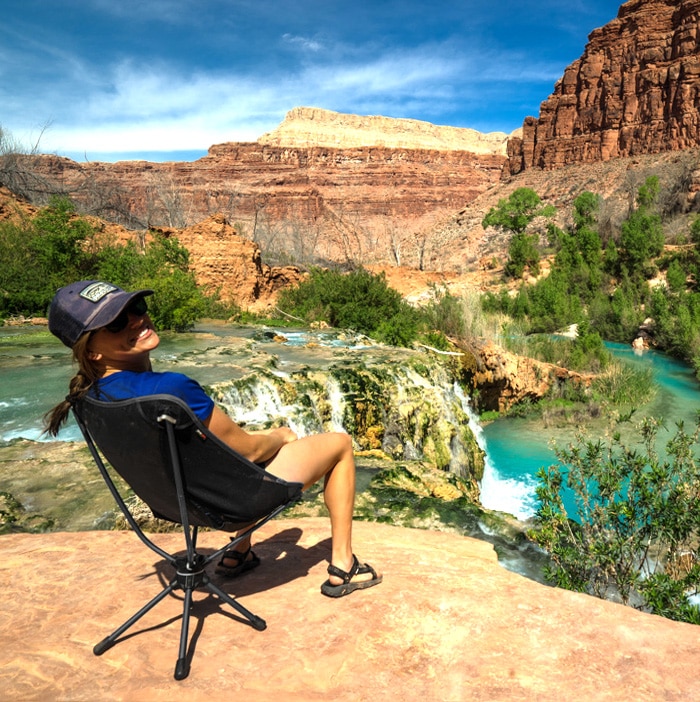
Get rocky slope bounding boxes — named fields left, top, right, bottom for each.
left=508, top=0, right=700, bottom=173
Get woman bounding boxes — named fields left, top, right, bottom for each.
left=45, top=280, right=381, bottom=598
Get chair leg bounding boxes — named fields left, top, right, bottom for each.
left=175, top=586, right=194, bottom=680
left=93, top=581, right=178, bottom=655
left=205, top=579, right=267, bottom=631
left=94, top=555, right=267, bottom=681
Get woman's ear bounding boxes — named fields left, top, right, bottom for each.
left=88, top=350, right=102, bottom=361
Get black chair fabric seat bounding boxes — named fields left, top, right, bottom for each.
left=72, top=393, right=303, bottom=680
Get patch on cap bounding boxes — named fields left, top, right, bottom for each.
left=79, top=282, right=118, bottom=303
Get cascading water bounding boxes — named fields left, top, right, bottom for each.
left=210, top=354, right=485, bottom=484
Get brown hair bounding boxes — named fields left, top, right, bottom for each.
left=43, top=333, right=102, bottom=436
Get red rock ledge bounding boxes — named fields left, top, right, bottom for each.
left=1, top=518, right=698, bottom=701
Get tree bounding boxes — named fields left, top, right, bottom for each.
left=505, top=232, right=540, bottom=278
left=0, top=123, right=54, bottom=203
left=483, top=188, right=554, bottom=279
left=482, top=187, right=555, bottom=235
left=619, top=176, right=665, bottom=276
left=666, top=259, right=687, bottom=294
left=572, top=191, right=601, bottom=231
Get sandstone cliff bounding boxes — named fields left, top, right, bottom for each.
left=260, top=106, right=513, bottom=154
left=508, top=0, right=700, bottom=173
left=21, top=110, right=507, bottom=270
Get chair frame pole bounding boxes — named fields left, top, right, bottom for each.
left=72, top=407, right=271, bottom=680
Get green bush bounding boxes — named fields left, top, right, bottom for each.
left=277, top=267, right=420, bottom=346
left=531, top=416, right=700, bottom=623
left=0, top=196, right=99, bottom=316
left=421, top=287, right=467, bottom=339
left=0, top=197, right=225, bottom=330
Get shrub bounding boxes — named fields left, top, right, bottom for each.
left=277, top=267, right=420, bottom=346
left=531, top=416, right=700, bottom=623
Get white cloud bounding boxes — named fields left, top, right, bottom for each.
left=31, top=41, right=480, bottom=153
left=282, top=33, right=324, bottom=53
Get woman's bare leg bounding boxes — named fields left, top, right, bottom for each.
left=264, top=432, right=378, bottom=585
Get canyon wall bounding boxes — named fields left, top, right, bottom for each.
left=260, top=106, right=513, bottom=154
left=25, top=109, right=507, bottom=270
left=508, top=0, right=700, bottom=173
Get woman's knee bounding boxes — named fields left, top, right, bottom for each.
left=335, top=431, right=352, bottom=450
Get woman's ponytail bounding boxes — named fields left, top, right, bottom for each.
left=43, top=334, right=100, bottom=436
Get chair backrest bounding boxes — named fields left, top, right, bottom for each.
left=72, top=394, right=302, bottom=531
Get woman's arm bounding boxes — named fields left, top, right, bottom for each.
left=204, top=405, right=297, bottom=463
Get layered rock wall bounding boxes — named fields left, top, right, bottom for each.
left=508, top=0, right=700, bottom=173
left=27, top=138, right=505, bottom=269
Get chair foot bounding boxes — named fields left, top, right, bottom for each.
left=251, top=616, right=267, bottom=631
left=93, top=637, right=115, bottom=656
left=175, top=657, right=190, bottom=680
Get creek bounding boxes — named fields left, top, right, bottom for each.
left=480, top=341, right=700, bottom=519
left=3, top=324, right=700, bottom=527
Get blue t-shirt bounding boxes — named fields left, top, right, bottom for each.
left=92, top=370, right=215, bottom=422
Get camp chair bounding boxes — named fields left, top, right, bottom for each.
left=71, top=393, right=303, bottom=680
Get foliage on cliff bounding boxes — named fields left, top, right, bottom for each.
left=0, top=195, right=231, bottom=330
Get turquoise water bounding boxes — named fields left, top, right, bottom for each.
left=3, top=327, right=700, bottom=521
left=479, top=342, right=700, bottom=519
left=0, top=323, right=374, bottom=443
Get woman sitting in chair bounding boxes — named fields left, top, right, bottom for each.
left=44, top=280, right=382, bottom=598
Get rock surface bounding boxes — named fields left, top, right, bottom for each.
left=508, top=0, right=700, bottom=173
left=464, top=340, right=593, bottom=413
left=152, top=214, right=305, bottom=310
left=2, top=519, right=699, bottom=701
left=260, top=106, right=513, bottom=154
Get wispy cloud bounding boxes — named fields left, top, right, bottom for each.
left=282, top=34, right=325, bottom=53
left=1, top=0, right=622, bottom=158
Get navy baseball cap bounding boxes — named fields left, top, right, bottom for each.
left=48, top=280, right=154, bottom=348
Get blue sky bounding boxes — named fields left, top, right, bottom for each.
left=1, top=0, right=622, bottom=162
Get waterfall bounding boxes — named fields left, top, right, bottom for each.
left=213, top=370, right=327, bottom=437
left=213, top=358, right=485, bottom=483
left=214, top=363, right=536, bottom=518
left=454, top=383, right=537, bottom=520
left=324, top=375, right=347, bottom=432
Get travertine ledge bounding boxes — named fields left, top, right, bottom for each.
left=1, top=519, right=698, bottom=701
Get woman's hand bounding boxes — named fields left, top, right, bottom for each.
left=205, top=406, right=297, bottom=463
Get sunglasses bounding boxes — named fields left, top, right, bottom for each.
left=104, top=297, right=149, bottom=333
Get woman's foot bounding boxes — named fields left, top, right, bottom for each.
left=215, top=546, right=261, bottom=578
left=321, top=555, right=382, bottom=597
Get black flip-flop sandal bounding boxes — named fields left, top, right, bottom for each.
left=215, top=546, right=261, bottom=578
left=320, top=555, right=382, bottom=597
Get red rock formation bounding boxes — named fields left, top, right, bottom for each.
left=153, top=214, right=305, bottom=311
left=465, top=340, right=592, bottom=413
left=508, top=0, right=700, bottom=173
left=24, top=139, right=505, bottom=269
